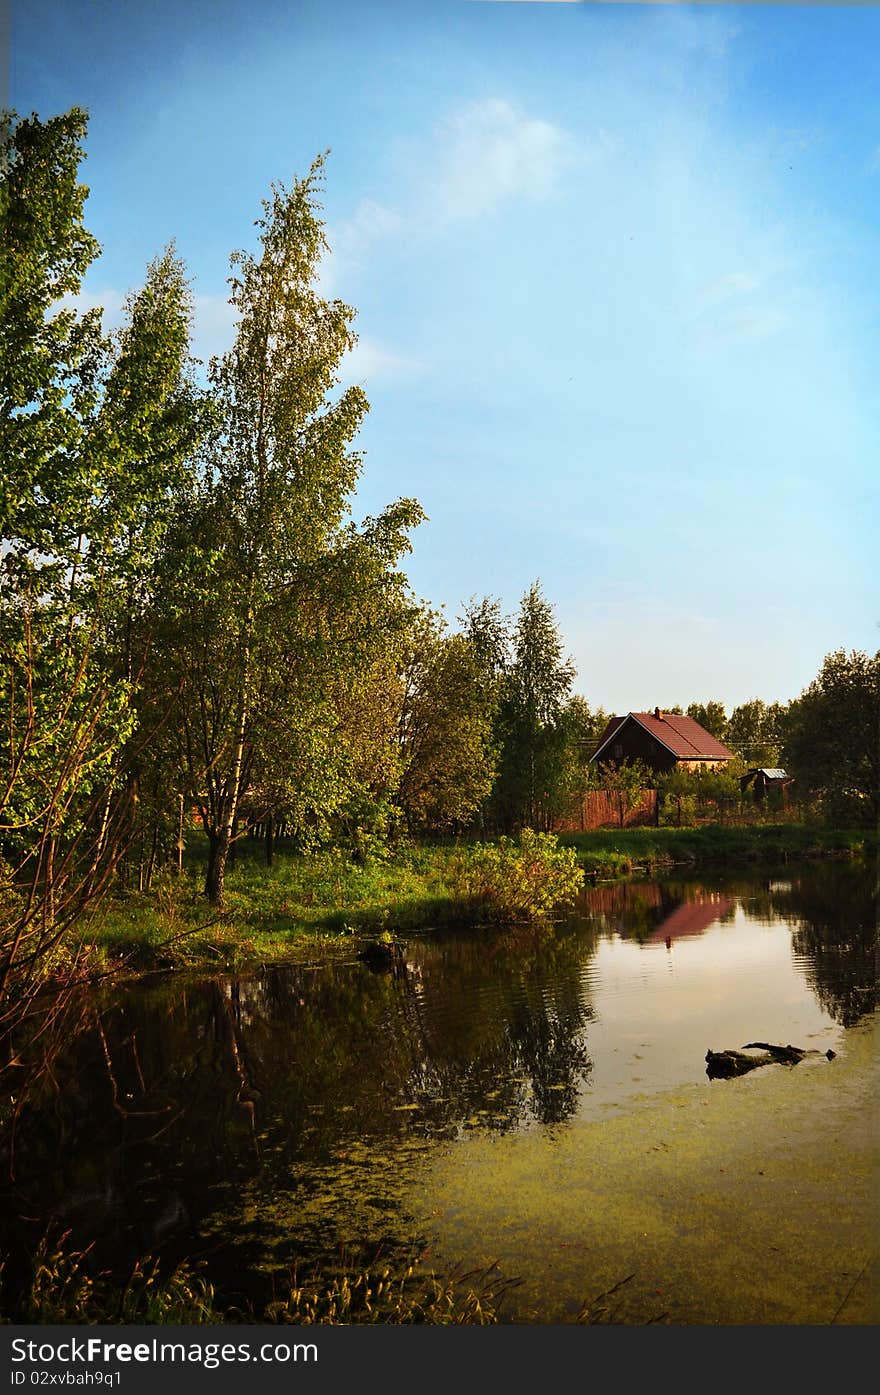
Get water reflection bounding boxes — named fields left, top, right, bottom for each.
left=0, top=859, right=874, bottom=1308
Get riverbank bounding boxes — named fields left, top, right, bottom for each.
left=558, top=822, right=875, bottom=877
left=66, top=823, right=876, bottom=981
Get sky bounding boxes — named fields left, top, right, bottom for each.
left=9, top=0, right=880, bottom=714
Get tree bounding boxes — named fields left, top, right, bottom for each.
left=783, top=649, right=880, bottom=824
left=155, top=160, right=422, bottom=904
left=686, top=701, right=728, bottom=740
left=493, top=583, right=575, bottom=831
left=0, top=111, right=209, bottom=1009
left=725, top=699, right=783, bottom=766
left=394, top=614, right=497, bottom=833
left=544, top=695, right=609, bottom=826
left=656, top=765, right=697, bottom=827
left=596, top=759, right=652, bottom=829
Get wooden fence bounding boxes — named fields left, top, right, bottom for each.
left=552, top=788, right=658, bottom=832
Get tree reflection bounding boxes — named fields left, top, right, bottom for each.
left=766, top=862, right=877, bottom=1026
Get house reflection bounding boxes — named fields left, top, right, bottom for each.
left=649, top=896, right=735, bottom=947
left=580, top=879, right=734, bottom=946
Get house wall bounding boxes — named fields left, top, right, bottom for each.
left=595, top=719, right=678, bottom=773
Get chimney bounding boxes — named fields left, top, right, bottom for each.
left=654, top=707, right=663, bottom=720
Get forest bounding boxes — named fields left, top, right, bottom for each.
left=2, top=109, right=878, bottom=1026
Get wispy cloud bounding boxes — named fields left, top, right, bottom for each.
left=340, top=336, right=424, bottom=385
left=59, top=286, right=127, bottom=331
left=413, top=97, right=576, bottom=223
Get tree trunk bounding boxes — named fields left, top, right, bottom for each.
left=265, top=814, right=274, bottom=868
left=205, top=828, right=230, bottom=906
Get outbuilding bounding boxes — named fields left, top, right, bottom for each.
left=740, top=768, right=792, bottom=801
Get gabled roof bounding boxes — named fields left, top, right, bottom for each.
left=648, top=896, right=734, bottom=944
left=591, top=711, right=735, bottom=763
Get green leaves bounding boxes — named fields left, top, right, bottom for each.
left=783, top=649, right=879, bottom=822
left=1, top=111, right=213, bottom=1001
left=450, top=830, right=583, bottom=924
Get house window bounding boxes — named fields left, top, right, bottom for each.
left=612, top=743, right=623, bottom=758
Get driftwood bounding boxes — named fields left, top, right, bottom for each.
left=706, top=1042, right=836, bottom=1080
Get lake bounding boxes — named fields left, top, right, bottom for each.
left=2, top=858, right=876, bottom=1323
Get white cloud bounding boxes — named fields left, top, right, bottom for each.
left=340, top=336, right=424, bottom=385
left=419, top=97, right=576, bottom=223
left=694, top=271, right=760, bottom=312
left=319, top=198, right=401, bottom=298
left=58, top=286, right=126, bottom=331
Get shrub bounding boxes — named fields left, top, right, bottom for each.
left=451, top=829, right=583, bottom=923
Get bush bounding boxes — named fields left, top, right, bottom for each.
left=450, top=829, right=583, bottom=923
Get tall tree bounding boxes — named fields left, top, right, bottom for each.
left=157, top=160, right=421, bottom=904
left=394, top=614, right=497, bottom=833
left=493, top=583, right=575, bottom=830
left=725, top=699, right=783, bottom=766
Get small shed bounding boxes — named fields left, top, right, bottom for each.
left=740, top=768, right=791, bottom=802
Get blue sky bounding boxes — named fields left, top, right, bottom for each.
left=11, top=0, right=880, bottom=713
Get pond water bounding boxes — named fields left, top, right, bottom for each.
left=2, top=859, right=877, bottom=1323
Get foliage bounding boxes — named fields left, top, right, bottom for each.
left=0, top=111, right=209, bottom=1014
left=394, top=614, right=497, bottom=832
left=450, top=829, right=583, bottom=923
left=783, top=649, right=880, bottom=824
left=594, top=758, right=653, bottom=828
left=148, top=157, right=423, bottom=904
left=3, top=1234, right=222, bottom=1324
left=686, top=701, right=728, bottom=739
left=488, top=583, right=576, bottom=831
left=560, top=823, right=875, bottom=876
left=265, top=1259, right=517, bottom=1325
left=724, top=698, right=786, bottom=766
left=2, top=1234, right=517, bottom=1325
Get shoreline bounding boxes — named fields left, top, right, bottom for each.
left=54, top=823, right=876, bottom=985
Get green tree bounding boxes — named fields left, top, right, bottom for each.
left=725, top=699, right=783, bottom=766
left=656, top=765, right=697, bottom=827
left=545, top=695, right=609, bottom=826
left=156, top=160, right=422, bottom=904
left=493, top=583, right=575, bottom=831
left=596, top=759, right=652, bottom=829
left=686, top=701, right=728, bottom=740
left=783, top=649, right=880, bottom=824
left=0, top=111, right=209, bottom=1008
left=394, top=614, right=497, bottom=833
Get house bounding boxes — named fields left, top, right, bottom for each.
left=740, top=768, right=792, bottom=802
left=590, top=708, right=735, bottom=775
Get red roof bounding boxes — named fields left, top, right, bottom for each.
left=593, top=711, right=734, bottom=762
left=648, top=896, right=734, bottom=944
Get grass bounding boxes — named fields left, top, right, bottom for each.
left=558, top=822, right=876, bottom=877
left=1, top=1233, right=639, bottom=1325
left=70, top=822, right=875, bottom=980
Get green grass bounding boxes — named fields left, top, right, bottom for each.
left=558, top=823, right=876, bottom=876
left=76, top=836, right=577, bottom=977
left=0, top=1234, right=521, bottom=1325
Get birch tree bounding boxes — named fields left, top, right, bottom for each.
left=160, top=161, right=421, bottom=904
